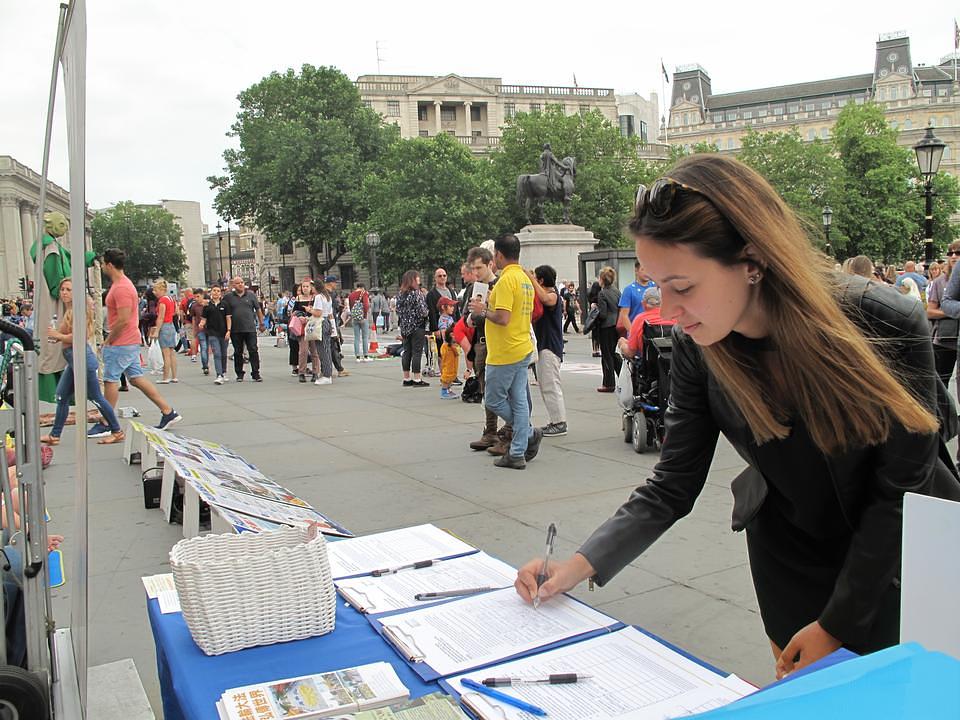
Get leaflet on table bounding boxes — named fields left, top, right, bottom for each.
left=372, top=587, right=623, bottom=681
left=337, top=552, right=516, bottom=614
left=338, top=692, right=469, bottom=719
left=327, top=524, right=476, bottom=579
left=159, top=447, right=267, bottom=484
left=190, top=479, right=353, bottom=537
left=141, top=573, right=175, bottom=599
left=219, top=662, right=408, bottom=720
left=441, top=626, right=753, bottom=720
left=192, top=466, right=313, bottom=509
left=215, top=506, right=288, bottom=533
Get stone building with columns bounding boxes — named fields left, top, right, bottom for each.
left=356, top=74, right=619, bottom=152
left=0, top=155, right=94, bottom=299
left=664, top=33, right=960, bottom=180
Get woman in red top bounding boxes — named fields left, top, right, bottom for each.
left=150, top=279, right=179, bottom=383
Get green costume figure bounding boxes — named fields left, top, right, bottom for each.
left=29, top=211, right=97, bottom=402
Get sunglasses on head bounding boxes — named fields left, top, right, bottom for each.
left=634, top=177, right=706, bottom=218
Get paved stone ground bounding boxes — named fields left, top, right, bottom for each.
left=43, top=330, right=775, bottom=715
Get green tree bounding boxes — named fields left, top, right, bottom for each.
left=490, top=106, right=658, bottom=247
left=345, top=133, right=506, bottom=284
left=208, top=64, right=397, bottom=277
left=738, top=128, right=843, bottom=252
left=91, top=201, right=186, bottom=284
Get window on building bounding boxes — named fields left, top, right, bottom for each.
left=418, top=129, right=429, bottom=137
left=904, top=118, right=912, bottom=130
left=878, top=87, right=886, bottom=101
left=362, top=100, right=373, bottom=108
left=727, top=138, right=734, bottom=149
left=773, top=106, right=784, bottom=116
left=855, top=97, right=865, bottom=104
left=726, top=111, right=737, bottom=121
left=712, top=113, right=724, bottom=123
left=743, top=110, right=753, bottom=119
left=440, top=105, right=456, bottom=122
left=822, top=101, right=832, bottom=110
left=418, top=105, right=428, bottom=121
left=939, top=88, right=950, bottom=96
left=944, top=145, right=952, bottom=159
left=787, top=103, right=800, bottom=113
left=923, top=88, right=933, bottom=97
left=638, top=119, right=648, bottom=143
left=619, top=114, right=635, bottom=137
left=470, top=105, right=481, bottom=121
left=529, top=103, right=541, bottom=113
left=558, top=104, right=567, bottom=114
left=890, top=87, right=899, bottom=100
left=472, top=130, right=482, bottom=137
left=805, top=102, right=815, bottom=111
left=445, top=129, right=455, bottom=136
left=682, top=112, right=689, bottom=125
left=929, top=116, right=936, bottom=127
left=579, top=104, right=590, bottom=116
left=386, top=100, right=400, bottom=117
left=890, top=120, right=898, bottom=130
left=807, top=129, right=816, bottom=141
left=504, top=102, right=516, bottom=119
left=821, top=128, right=829, bottom=139
left=758, top=108, right=768, bottom=117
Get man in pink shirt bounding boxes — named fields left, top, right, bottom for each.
left=100, top=248, right=181, bottom=429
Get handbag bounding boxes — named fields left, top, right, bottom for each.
left=615, top=357, right=634, bottom=409
left=582, top=306, right=601, bottom=335
left=304, top=317, right=324, bottom=342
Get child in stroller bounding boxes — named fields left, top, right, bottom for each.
left=616, top=288, right=676, bottom=453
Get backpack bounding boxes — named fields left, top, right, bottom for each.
left=350, top=292, right=365, bottom=323
left=461, top=376, right=483, bottom=403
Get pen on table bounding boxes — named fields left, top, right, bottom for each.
left=482, top=674, right=592, bottom=687
left=460, top=678, right=548, bottom=717
left=533, top=523, right=557, bottom=609
left=370, top=559, right=438, bottom=577
left=414, top=586, right=495, bottom=601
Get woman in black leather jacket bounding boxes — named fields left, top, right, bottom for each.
left=515, top=154, right=960, bottom=679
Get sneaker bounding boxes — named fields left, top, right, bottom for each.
left=315, top=377, right=333, bottom=385
left=412, top=380, right=430, bottom=387
left=403, top=380, right=415, bottom=387
left=524, top=427, right=544, bottom=462
left=191, top=356, right=198, bottom=363
left=356, top=357, right=364, bottom=363
left=202, top=367, right=209, bottom=375
left=156, top=410, right=182, bottom=430
left=215, top=375, right=224, bottom=385
left=592, top=351, right=601, bottom=358
left=541, top=422, right=568, bottom=437
left=299, top=374, right=307, bottom=383
left=494, top=454, right=526, bottom=470
left=86, top=422, right=111, bottom=439
left=338, top=369, right=351, bottom=377
left=452, top=378, right=463, bottom=386
left=440, top=388, right=459, bottom=400
left=291, top=368, right=299, bottom=376
left=364, top=357, right=375, bottom=362
left=236, top=376, right=244, bottom=382
left=220, top=375, right=229, bottom=383
left=252, top=376, right=263, bottom=383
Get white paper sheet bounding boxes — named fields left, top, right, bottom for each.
left=327, top=524, right=476, bottom=579
left=157, top=589, right=181, bottom=614
left=448, top=627, right=749, bottom=720
left=336, top=552, right=517, bottom=613
left=141, top=573, right=176, bottom=599
left=380, top=588, right=615, bottom=677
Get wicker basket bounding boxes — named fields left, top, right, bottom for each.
left=170, top=526, right=336, bottom=655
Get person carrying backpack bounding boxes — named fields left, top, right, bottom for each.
left=347, top=282, right=372, bottom=362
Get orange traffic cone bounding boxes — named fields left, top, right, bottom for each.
left=368, top=323, right=379, bottom=355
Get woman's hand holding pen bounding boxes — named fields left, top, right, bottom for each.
left=514, top=553, right=596, bottom=605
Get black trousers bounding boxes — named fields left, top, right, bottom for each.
left=231, top=331, right=260, bottom=379
left=563, top=312, right=579, bottom=333
left=933, top=342, right=957, bottom=388
left=402, top=329, right=426, bottom=374
left=598, top=325, right=621, bottom=388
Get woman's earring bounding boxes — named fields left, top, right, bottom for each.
left=748, top=274, right=761, bottom=285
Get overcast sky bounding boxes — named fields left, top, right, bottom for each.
left=2, top=1, right=957, bottom=230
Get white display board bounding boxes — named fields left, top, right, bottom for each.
left=900, top=492, right=960, bottom=659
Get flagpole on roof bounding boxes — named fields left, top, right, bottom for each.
left=661, top=58, right=670, bottom=144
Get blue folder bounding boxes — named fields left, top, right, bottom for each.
left=687, top=643, right=960, bottom=719
left=368, top=592, right=625, bottom=683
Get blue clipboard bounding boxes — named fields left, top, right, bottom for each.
left=368, top=591, right=625, bottom=682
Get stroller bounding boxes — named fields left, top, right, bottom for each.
left=620, top=322, right=674, bottom=453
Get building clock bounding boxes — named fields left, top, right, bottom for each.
left=682, top=82, right=691, bottom=91
left=899, top=66, right=908, bottom=74
left=887, top=52, right=899, bottom=63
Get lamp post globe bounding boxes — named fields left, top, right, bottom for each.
left=821, top=205, right=833, bottom=255
left=914, top=127, right=946, bottom=264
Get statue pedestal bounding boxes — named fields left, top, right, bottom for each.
left=517, top=224, right=598, bottom=283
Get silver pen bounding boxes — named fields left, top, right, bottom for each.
left=533, top=523, right=557, bottom=609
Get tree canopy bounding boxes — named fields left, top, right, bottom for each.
left=345, top=133, right=506, bottom=285
left=208, top=64, right=397, bottom=277
left=490, top=106, right=658, bottom=247
left=91, top=201, right=186, bottom=285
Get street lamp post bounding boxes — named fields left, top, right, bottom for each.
left=365, top=232, right=381, bottom=290
left=914, top=126, right=946, bottom=265
left=821, top=205, right=833, bottom=256
left=226, top=220, right=234, bottom=280
left=215, top=221, right=224, bottom=284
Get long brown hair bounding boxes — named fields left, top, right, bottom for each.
left=399, top=270, right=420, bottom=294
left=628, top=154, right=937, bottom=454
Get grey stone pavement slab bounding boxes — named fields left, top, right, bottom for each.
left=42, top=331, right=791, bottom=715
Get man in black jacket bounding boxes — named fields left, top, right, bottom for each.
left=223, top=277, right=264, bottom=382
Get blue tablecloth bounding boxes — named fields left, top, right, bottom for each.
left=148, top=595, right=438, bottom=720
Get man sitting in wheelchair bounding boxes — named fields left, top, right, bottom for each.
left=616, top=287, right=677, bottom=452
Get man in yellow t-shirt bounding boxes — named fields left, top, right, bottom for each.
left=468, top=234, right=543, bottom=469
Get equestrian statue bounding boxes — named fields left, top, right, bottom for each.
left=516, top=143, right=577, bottom=224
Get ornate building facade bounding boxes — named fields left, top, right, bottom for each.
left=0, top=156, right=93, bottom=299
left=665, top=33, right=960, bottom=178
left=356, top=73, right=620, bottom=152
